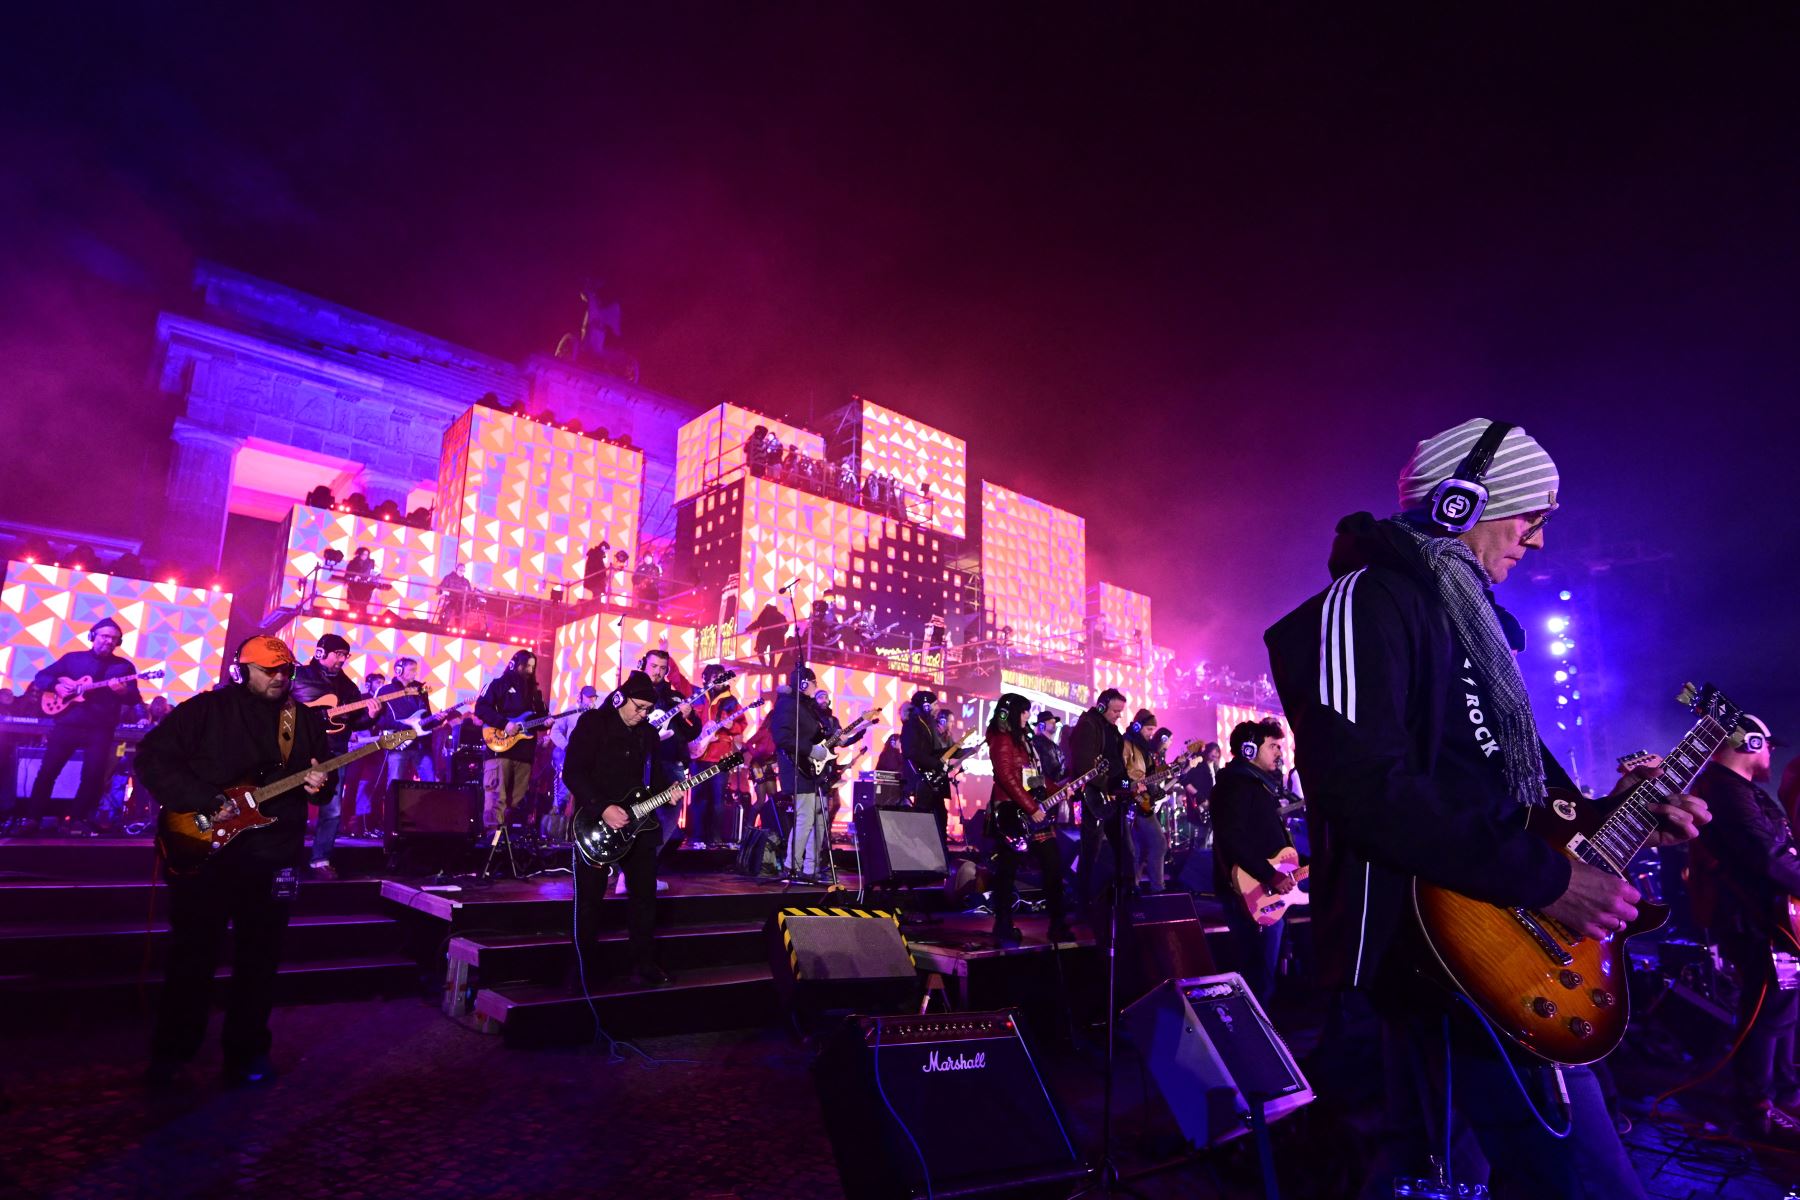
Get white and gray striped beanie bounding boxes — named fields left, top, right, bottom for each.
left=1398, top=418, right=1560, bottom=522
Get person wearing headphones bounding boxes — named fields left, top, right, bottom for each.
left=1690, top=715, right=1800, bottom=1145
left=640, top=648, right=701, bottom=845
left=15, top=617, right=145, bottom=836
left=986, top=693, right=1073, bottom=946
left=1210, top=718, right=1300, bottom=1006
left=1071, top=686, right=1134, bottom=914
left=1264, top=418, right=1708, bottom=1197
left=901, top=689, right=952, bottom=853
left=137, top=635, right=334, bottom=1087
left=474, top=649, right=545, bottom=831
left=291, top=632, right=379, bottom=877
left=770, top=665, right=827, bottom=883
left=563, top=670, right=668, bottom=987
left=1122, top=709, right=1171, bottom=894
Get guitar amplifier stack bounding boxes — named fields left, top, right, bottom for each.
left=812, top=1009, right=1088, bottom=1199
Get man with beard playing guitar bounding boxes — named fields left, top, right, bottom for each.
left=138, top=636, right=334, bottom=1087
left=986, top=693, right=1073, bottom=946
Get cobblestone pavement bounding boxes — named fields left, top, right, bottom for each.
left=2, top=996, right=1797, bottom=1199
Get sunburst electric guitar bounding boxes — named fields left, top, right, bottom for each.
left=1414, top=682, right=1743, bottom=1065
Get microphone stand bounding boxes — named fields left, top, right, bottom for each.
left=1071, top=773, right=1147, bottom=1199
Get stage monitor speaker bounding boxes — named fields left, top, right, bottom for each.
left=852, top=780, right=877, bottom=813
left=813, top=1009, right=1088, bottom=1200
left=14, top=747, right=84, bottom=800
left=1099, top=890, right=1217, bottom=1000
left=1122, top=972, right=1313, bottom=1149
left=854, top=807, right=947, bottom=884
left=766, top=907, right=919, bottom=1021
left=384, top=781, right=481, bottom=844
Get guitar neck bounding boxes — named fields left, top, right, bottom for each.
left=77, top=669, right=156, bottom=696
left=1588, top=714, right=1735, bottom=870
left=325, top=685, right=419, bottom=717
left=254, top=734, right=410, bottom=803
left=630, top=760, right=730, bottom=820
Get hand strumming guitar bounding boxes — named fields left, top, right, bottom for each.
left=1543, top=861, right=1641, bottom=941
left=1270, top=872, right=1298, bottom=895
left=602, top=805, right=629, bottom=830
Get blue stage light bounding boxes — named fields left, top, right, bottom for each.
left=1549, top=640, right=1568, bottom=656
left=1558, top=590, right=1572, bottom=601
left=1546, top=616, right=1568, bottom=634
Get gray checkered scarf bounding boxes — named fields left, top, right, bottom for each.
left=1395, top=521, right=1547, bottom=809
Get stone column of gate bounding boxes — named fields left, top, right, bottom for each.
left=157, top=419, right=244, bottom=573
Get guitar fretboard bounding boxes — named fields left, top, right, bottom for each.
left=1581, top=715, right=1732, bottom=872
left=628, top=758, right=738, bottom=820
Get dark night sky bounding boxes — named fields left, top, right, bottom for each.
left=2, top=5, right=1796, bottom=757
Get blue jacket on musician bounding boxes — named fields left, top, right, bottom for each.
left=1263, top=511, right=1576, bottom=1008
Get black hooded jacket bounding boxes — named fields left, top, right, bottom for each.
left=1263, top=512, right=1576, bottom=1003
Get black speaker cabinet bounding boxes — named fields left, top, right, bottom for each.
left=1097, top=890, right=1217, bottom=1001
left=766, top=907, right=919, bottom=1021
left=854, top=807, right=947, bottom=884
left=1122, top=972, right=1313, bottom=1148
left=813, top=1009, right=1088, bottom=1199
left=384, top=781, right=481, bottom=844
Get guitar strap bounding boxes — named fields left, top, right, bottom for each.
left=278, top=700, right=298, bottom=766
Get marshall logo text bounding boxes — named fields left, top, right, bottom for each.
left=921, top=1050, right=987, bottom=1073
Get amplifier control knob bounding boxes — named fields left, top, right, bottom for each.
left=1531, top=997, right=1558, bottom=1019
left=1568, top=1017, right=1594, bottom=1038
left=1558, top=970, right=1582, bottom=990
left=1591, top=990, right=1616, bottom=1008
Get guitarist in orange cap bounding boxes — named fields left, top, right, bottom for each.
left=137, top=635, right=333, bottom=1088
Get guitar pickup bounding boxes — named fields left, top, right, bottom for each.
left=1509, top=908, right=1574, bottom=966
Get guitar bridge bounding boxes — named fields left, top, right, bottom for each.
left=1509, top=907, right=1574, bottom=966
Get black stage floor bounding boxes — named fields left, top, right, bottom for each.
left=2, top=837, right=1797, bottom=1197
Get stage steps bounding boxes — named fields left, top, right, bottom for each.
left=473, top=963, right=780, bottom=1045
left=0, top=835, right=389, bottom=882
left=392, top=870, right=945, bottom=1045
left=0, top=845, right=418, bottom=1022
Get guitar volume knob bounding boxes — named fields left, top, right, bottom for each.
left=1558, top=970, right=1582, bottom=990
left=1568, top=1017, right=1594, bottom=1038
left=1591, top=990, right=1615, bottom=1009
left=1531, top=997, right=1557, bottom=1019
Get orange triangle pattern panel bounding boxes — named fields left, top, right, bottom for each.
left=0, top=563, right=232, bottom=704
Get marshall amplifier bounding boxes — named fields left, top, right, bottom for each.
left=813, top=1009, right=1087, bottom=1199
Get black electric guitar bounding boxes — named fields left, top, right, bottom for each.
left=1414, top=682, right=1741, bottom=1065
left=812, top=707, right=883, bottom=790
left=993, top=759, right=1110, bottom=852
left=572, top=752, right=746, bottom=868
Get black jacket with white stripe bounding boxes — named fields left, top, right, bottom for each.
left=1263, top=512, right=1574, bottom=1006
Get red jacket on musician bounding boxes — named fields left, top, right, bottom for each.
left=987, top=730, right=1040, bottom=814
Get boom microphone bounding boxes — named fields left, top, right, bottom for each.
left=777, top=578, right=800, bottom=594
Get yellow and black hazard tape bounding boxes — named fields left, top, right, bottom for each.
left=774, top=906, right=916, bottom=974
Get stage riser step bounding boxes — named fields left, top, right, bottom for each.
left=2, top=959, right=423, bottom=1021
left=0, top=918, right=406, bottom=979
left=466, top=929, right=766, bottom=988
left=0, top=840, right=387, bottom=882
left=0, top=879, right=386, bottom=924
left=407, top=888, right=864, bottom=935
left=495, top=978, right=779, bottom=1046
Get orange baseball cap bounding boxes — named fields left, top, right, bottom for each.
left=237, top=635, right=297, bottom=670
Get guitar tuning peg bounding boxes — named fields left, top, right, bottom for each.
left=1675, top=683, right=1697, bottom=706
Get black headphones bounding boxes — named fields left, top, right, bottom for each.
left=1426, top=421, right=1515, bottom=534
left=1239, top=740, right=1259, bottom=761
left=1742, top=731, right=1767, bottom=754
